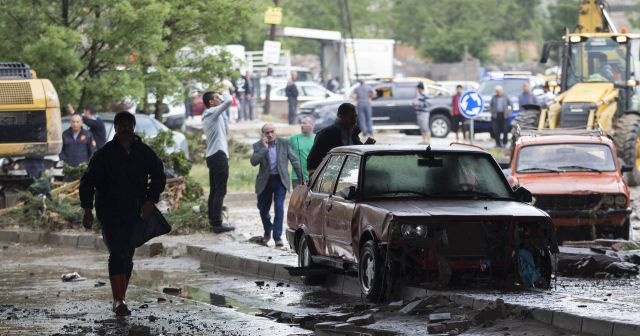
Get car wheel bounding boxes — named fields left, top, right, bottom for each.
left=297, top=235, right=326, bottom=285
left=430, top=114, right=451, bottom=138
left=358, top=240, right=385, bottom=302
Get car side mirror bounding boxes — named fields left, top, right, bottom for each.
left=540, top=42, right=552, bottom=64
left=513, top=186, right=532, bottom=203
left=336, top=186, right=356, bottom=200
left=621, top=164, right=634, bottom=173
left=507, top=175, right=519, bottom=190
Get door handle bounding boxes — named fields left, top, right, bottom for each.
left=325, top=202, right=333, bottom=212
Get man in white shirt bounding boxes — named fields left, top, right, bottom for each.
left=202, top=90, right=235, bottom=233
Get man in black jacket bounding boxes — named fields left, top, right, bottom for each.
left=79, top=111, right=166, bottom=317
left=307, top=103, right=375, bottom=175
left=67, top=104, right=107, bottom=149
left=59, top=114, right=96, bottom=168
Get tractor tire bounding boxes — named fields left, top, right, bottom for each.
left=612, top=113, right=640, bottom=186
left=510, top=108, right=540, bottom=147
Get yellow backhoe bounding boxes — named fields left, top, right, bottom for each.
left=518, top=0, right=640, bottom=185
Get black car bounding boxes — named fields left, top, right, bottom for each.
left=297, top=80, right=455, bottom=138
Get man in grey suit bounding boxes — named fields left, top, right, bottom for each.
left=250, top=123, right=303, bottom=247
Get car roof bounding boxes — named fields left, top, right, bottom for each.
left=517, top=134, right=614, bottom=146
left=328, top=144, right=488, bottom=155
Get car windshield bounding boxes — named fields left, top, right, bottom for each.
left=478, top=79, right=526, bottom=96
left=565, top=37, right=635, bottom=87
left=516, top=143, right=616, bottom=173
left=363, top=152, right=512, bottom=199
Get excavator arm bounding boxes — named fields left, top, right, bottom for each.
left=576, top=0, right=617, bottom=34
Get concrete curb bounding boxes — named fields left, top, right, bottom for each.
left=2, top=228, right=638, bottom=336
left=0, top=229, right=162, bottom=257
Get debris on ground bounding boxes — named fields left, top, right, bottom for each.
left=93, top=281, right=105, bottom=287
left=558, top=245, right=640, bottom=277
left=61, top=272, right=85, bottom=282
left=162, top=287, right=181, bottom=295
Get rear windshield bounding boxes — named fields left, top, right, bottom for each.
left=363, top=152, right=512, bottom=199
left=516, top=143, right=616, bottom=173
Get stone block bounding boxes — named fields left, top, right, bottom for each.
left=19, top=231, right=42, bottom=244
left=200, top=250, right=218, bottom=267
left=186, top=245, right=204, bottom=258
left=346, top=314, right=374, bottom=326
left=530, top=308, right=553, bottom=325
left=552, top=311, right=583, bottom=332
left=56, top=233, right=80, bottom=248
left=258, top=261, right=276, bottom=278
left=612, top=323, right=640, bottom=336
left=243, top=258, right=260, bottom=276
left=582, top=317, right=613, bottom=336
left=77, top=235, right=96, bottom=249
left=0, top=230, right=18, bottom=243
left=95, top=237, right=108, bottom=252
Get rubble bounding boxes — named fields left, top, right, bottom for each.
left=61, top=272, right=85, bottom=282
left=346, top=313, right=375, bottom=326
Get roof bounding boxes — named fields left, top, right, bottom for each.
left=328, top=144, right=487, bottom=155
left=517, top=134, right=614, bottom=146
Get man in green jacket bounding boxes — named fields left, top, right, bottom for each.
left=289, top=116, right=315, bottom=187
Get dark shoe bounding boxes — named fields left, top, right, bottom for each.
left=274, top=240, right=284, bottom=248
left=114, top=301, right=131, bottom=316
left=261, top=234, right=271, bottom=246
left=210, top=225, right=235, bottom=233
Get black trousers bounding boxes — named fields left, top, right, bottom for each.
left=101, top=214, right=136, bottom=277
left=491, top=113, right=509, bottom=146
left=206, top=151, right=228, bottom=227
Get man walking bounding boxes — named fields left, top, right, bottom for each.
left=307, top=103, right=375, bottom=176
left=80, top=111, right=166, bottom=317
left=412, top=82, right=431, bottom=144
left=67, top=104, right=107, bottom=149
left=59, top=114, right=96, bottom=168
left=250, top=123, right=303, bottom=247
left=352, top=80, right=375, bottom=137
left=289, top=116, right=316, bottom=187
left=202, top=90, right=235, bottom=233
left=285, top=72, right=298, bottom=125
left=489, top=85, right=513, bottom=147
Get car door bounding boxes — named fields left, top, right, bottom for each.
left=370, top=83, right=395, bottom=125
left=391, top=84, right=420, bottom=124
left=304, top=154, right=345, bottom=256
left=323, top=155, right=361, bottom=262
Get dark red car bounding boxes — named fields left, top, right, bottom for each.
left=286, top=145, right=557, bottom=301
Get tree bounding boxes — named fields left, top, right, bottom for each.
left=0, top=0, right=254, bottom=116
left=543, top=0, right=579, bottom=42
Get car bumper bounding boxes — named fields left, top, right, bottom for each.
left=545, top=208, right=631, bottom=227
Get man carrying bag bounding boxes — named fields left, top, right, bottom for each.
left=80, top=111, right=167, bottom=317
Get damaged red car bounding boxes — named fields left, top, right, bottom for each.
left=286, top=145, right=558, bottom=301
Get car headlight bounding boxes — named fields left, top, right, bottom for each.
left=603, top=194, right=615, bottom=206
left=12, top=162, right=21, bottom=170
left=400, top=223, right=428, bottom=238
left=615, top=194, right=627, bottom=207
left=55, top=160, right=64, bottom=168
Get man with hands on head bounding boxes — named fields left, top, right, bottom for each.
left=251, top=123, right=303, bottom=247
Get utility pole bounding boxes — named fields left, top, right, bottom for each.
left=263, top=0, right=279, bottom=115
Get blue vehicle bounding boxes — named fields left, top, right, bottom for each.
left=474, top=72, right=549, bottom=133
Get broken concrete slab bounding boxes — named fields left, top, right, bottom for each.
left=429, top=312, right=452, bottom=323
left=399, top=299, right=426, bottom=315
left=346, top=314, right=375, bottom=326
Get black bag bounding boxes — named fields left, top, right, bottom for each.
left=131, top=206, right=171, bottom=248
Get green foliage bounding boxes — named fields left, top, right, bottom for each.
left=0, top=0, right=255, bottom=111
left=165, top=201, right=209, bottom=235
left=0, top=192, right=83, bottom=231
left=183, top=176, right=204, bottom=203
left=144, top=130, right=192, bottom=177
left=185, top=130, right=206, bottom=165
left=62, top=163, right=88, bottom=181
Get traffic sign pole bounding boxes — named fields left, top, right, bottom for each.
left=458, top=91, right=484, bottom=146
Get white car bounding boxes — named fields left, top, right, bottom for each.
left=259, top=81, right=341, bottom=119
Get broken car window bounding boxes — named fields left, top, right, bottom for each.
left=312, top=154, right=344, bottom=195
left=516, top=143, right=616, bottom=173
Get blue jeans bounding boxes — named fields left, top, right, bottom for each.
left=257, top=175, right=286, bottom=241
left=357, top=103, right=373, bottom=135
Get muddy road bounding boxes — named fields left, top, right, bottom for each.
left=0, top=243, right=589, bottom=335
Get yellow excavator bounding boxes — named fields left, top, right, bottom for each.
left=0, top=62, right=62, bottom=207
left=518, top=0, right=640, bottom=185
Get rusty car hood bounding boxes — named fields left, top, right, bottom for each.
left=363, top=199, right=547, bottom=219
left=515, top=172, right=625, bottom=195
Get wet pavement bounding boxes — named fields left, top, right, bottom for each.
left=0, top=243, right=589, bottom=335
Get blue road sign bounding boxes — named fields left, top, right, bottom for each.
left=458, top=91, right=484, bottom=119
